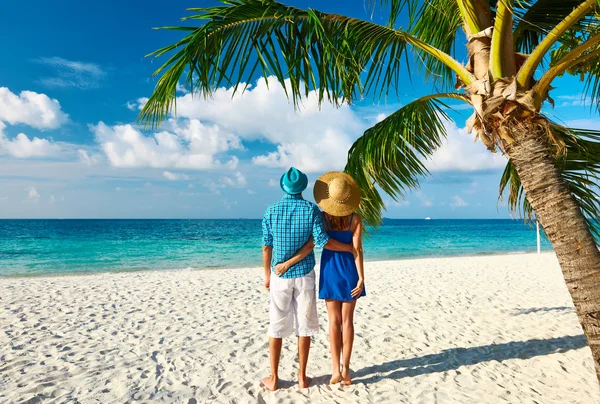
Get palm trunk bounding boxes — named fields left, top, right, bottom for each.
left=507, top=128, right=600, bottom=381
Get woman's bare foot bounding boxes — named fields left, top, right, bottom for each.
left=330, top=372, right=341, bottom=385
left=260, top=375, right=278, bottom=391
left=298, top=375, right=311, bottom=388
left=341, top=367, right=352, bottom=386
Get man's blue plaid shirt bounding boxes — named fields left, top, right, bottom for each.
left=262, top=194, right=330, bottom=279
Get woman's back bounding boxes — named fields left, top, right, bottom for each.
left=324, top=214, right=354, bottom=244
left=319, top=213, right=365, bottom=301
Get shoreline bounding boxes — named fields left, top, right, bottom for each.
left=0, top=250, right=554, bottom=280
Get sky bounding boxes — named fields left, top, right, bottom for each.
left=0, top=0, right=598, bottom=219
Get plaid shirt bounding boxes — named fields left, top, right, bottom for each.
left=262, top=194, right=330, bottom=278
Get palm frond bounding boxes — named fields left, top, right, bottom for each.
left=516, top=0, right=598, bottom=88
left=371, top=0, right=416, bottom=28
left=345, top=93, right=470, bottom=229
left=536, top=32, right=600, bottom=111
left=138, top=0, right=473, bottom=128
left=410, top=0, right=463, bottom=88
left=499, top=123, right=600, bottom=238
left=512, top=0, right=594, bottom=53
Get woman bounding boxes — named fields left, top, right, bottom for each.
left=275, top=172, right=365, bottom=386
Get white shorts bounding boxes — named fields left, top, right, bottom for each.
left=268, top=270, right=319, bottom=338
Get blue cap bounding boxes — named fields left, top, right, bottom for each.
left=280, top=167, right=308, bottom=195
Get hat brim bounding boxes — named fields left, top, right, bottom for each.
left=313, top=172, right=361, bottom=217
left=280, top=172, right=308, bottom=194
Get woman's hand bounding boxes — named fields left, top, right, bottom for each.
left=274, top=262, right=289, bottom=276
left=351, top=279, right=364, bottom=299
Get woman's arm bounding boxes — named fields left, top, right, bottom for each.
left=351, top=215, right=365, bottom=299
left=274, top=237, right=315, bottom=276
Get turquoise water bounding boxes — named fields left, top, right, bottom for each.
left=0, top=219, right=552, bottom=277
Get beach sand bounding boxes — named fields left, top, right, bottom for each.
left=1, top=253, right=598, bottom=403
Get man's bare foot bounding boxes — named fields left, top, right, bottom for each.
left=329, top=372, right=341, bottom=385
left=260, top=375, right=278, bottom=391
left=341, top=367, right=352, bottom=386
left=298, top=375, right=311, bottom=388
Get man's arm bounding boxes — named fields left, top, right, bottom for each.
left=324, top=237, right=354, bottom=253
left=263, top=246, right=273, bottom=290
left=312, top=208, right=353, bottom=253
left=261, top=211, right=274, bottom=290
left=274, top=237, right=315, bottom=276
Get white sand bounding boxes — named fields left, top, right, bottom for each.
left=1, top=253, right=598, bottom=403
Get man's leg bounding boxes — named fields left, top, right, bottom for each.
left=293, top=270, right=319, bottom=388
left=261, top=337, right=282, bottom=391
left=262, top=275, right=294, bottom=391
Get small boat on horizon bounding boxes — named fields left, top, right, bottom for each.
left=425, top=217, right=432, bottom=220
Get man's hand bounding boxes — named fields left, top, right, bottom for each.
left=274, top=262, right=289, bottom=276
left=264, top=273, right=271, bottom=290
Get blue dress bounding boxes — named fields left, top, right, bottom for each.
left=319, top=214, right=366, bottom=301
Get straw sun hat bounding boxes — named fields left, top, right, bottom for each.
left=313, top=172, right=361, bottom=217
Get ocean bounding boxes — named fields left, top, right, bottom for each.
left=0, top=219, right=552, bottom=277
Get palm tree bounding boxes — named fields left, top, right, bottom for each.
left=139, top=0, right=600, bottom=382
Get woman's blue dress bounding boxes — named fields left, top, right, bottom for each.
left=319, top=214, right=366, bottom=301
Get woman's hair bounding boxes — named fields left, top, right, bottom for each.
left=324, top=213, right=353, bottom=231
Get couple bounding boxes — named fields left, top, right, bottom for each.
left=261, top=167, right=366, bottom=391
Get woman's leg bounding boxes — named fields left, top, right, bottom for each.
left=325, top=299, right=342, bottom=384
left=341, top=300, right=357, bottom=385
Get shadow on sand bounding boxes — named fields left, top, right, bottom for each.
left=353, top=334, right=587, bottom=384
left=513, top=306, right=574, bottom=315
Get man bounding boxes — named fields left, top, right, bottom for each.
left=261, top=167, right=353, bottom=391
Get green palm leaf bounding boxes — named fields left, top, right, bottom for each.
left=344, top=93, right=471, bottom=229
left=499, top=124, right=600, bottom=238
left=138, top=0, right=473, bottom=128
left=512, top=0, right=593, bottom=53
left=410, top=0, right=464, bottom=88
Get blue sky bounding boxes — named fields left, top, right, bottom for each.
left=0, top=0, right=598, bottom=219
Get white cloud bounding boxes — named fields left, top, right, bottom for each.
left=557, top=94, right=588, bottom=107
left=247, top=189, right=256, bottom=195
left=138, top=77, right=365, bottom=173
left=268, top=179, right=278, bottom=187
left=205, top=171, right=247, bottom=195
left=0, top=196, right=8, bottom=201
left=385, top=198, right=410, bottom=208
left=127, top=77, right=508, bottom=176
left=221, top=171, right=247, bottom=187
left=450, top=195, right=468, bottom=208
left=92, top=119, right=241, bottom=170
left=27, top=186, right=40, bottom=201
left=0, top=87, right=68, bottom=129
left=35, top=57, right=106, bottom=90
left=375, top=113, right=387, bottom=123
left=416, top=191, right=433, bottom=207
left=77, top=149, right=100, bottom=165
left=163, top=171, right=190, bottom=181
left=176, top=83, right=189, bottom=94
left=426, top=120, right=507, bottom=172
left=0, top=122, right=61, bottom=158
